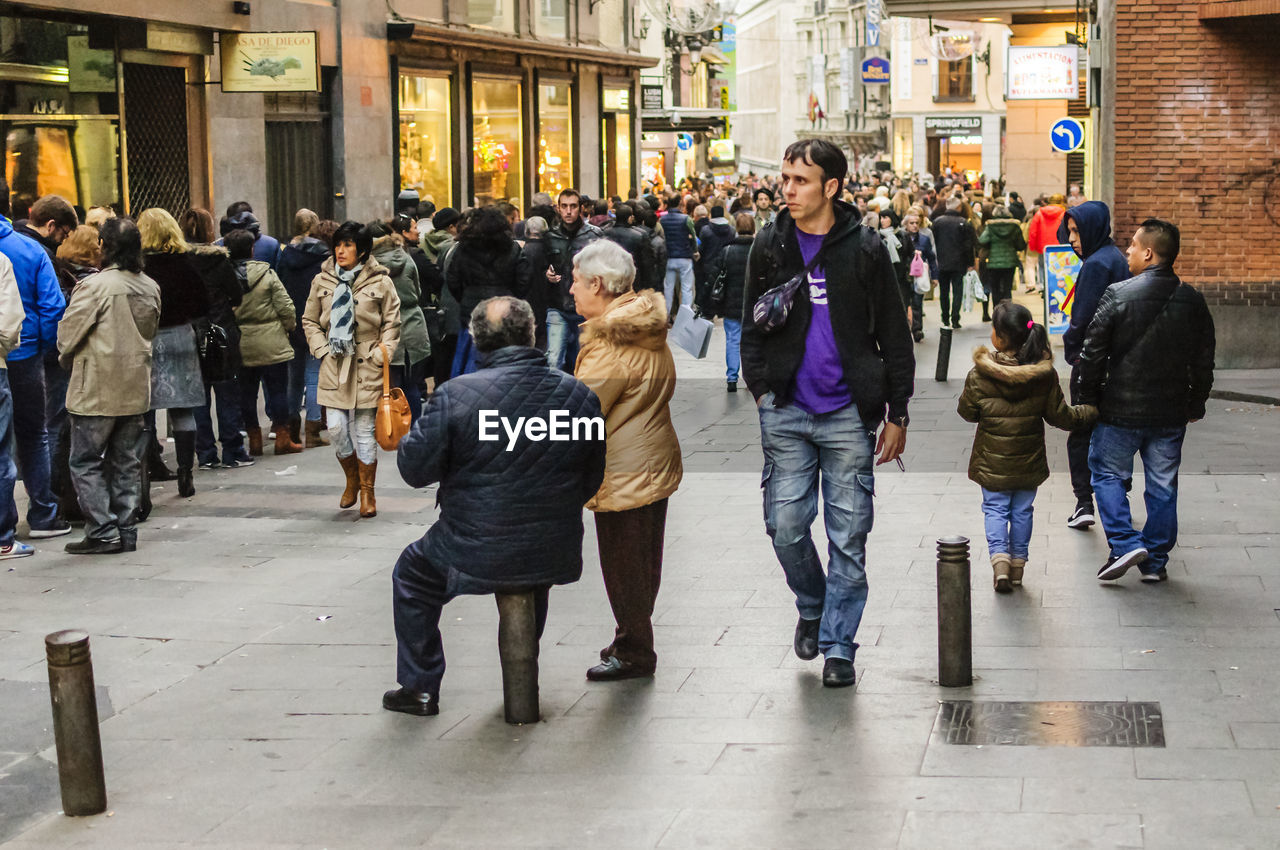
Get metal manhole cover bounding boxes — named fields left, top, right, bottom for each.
left=935, top=700, right=1165, bottom=747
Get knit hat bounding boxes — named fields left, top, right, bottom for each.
left=432, top=207, right=461, bottom=230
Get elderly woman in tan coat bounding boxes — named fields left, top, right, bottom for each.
left=302, top=221, right=401, bottom=518
left=570, top=239, right=682, bottom=681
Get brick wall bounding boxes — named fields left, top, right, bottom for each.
left=1112, top=4, right=1280, bottom=307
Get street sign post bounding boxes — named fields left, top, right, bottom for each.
left=1050, top=117, right=1084, bottom=153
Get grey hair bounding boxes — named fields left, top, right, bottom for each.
left=531, top=192, right=553, bottom=207
left=524, top=216, right=548, bottom=239
left=469, top=296, right=536, bottom=353
left=572, top=239, right=635, bottom=295
left=945, top=196, right=963, bottom=211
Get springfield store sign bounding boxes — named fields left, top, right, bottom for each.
left=221, top=32, right=319, bottom=93
left=1006, top=46, right=1079, bottom=100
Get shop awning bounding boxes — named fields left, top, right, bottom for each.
left=642, top=107, right=729, bottom=134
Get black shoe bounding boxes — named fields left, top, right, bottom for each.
left=120, top=536, right=137, bottom=553
left=177, top=468, right=195, bottom=498
left=913, top=332, right=924, bottom=343
left=197, top=459, right=222, bottom=471
left=952, top=320, right=962, bottom=330
left=822, top=657, right=856, bottom=688
left=1067, top=504, right=1095, bottom=529
left=382, top=687, right=439, bottom=716
left=65, top=537, right=124, bottom=555
left=1098, top=547, right=1149, bottom=581
left=586, top=655, right=653, bottom=681
left=1140, top=568, right=1168, bottom=584
left=222, top=455, right=255, bottom=469
left=29, top=520, right=72, bottom=539
left=794, top=616, right=821, bottom=661
left=727, top=381, right=737, bottom=393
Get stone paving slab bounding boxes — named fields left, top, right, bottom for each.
left=3, top=301, right=1280, bottom=847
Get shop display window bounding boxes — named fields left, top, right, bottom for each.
left=399, top=74, right=452, bottom=208
left=472, top=78, right=523, bottom=207
left=601, top=86, right=631, bottom=198
left=0, top=18, right=121, bottom=214
left=537, top=82, right=572, bottom=195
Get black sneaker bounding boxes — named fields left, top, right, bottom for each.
left=222, top=456, right=255, bottom=469
left=1140, top=568, right=1168, bottom=584
left=794, top=616, right=821, bottom=661
left=28, top=520, right=72, bottom=539
left=1067, top=504, right=1096, bottom=529
left=586, top=655, right=653, bottom=681
left=727, top=381, right=737, bottom=393
left=197, top=459, right=222, bottom=471
left=1098, top=547, right=1148, bottom=581
left=65, top=537, right=124, bottom=555
left=822, top=657, right=856, bottom=688
left=382, top=687, right=439, bottom=716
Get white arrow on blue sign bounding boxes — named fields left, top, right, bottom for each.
left=1050, top=117, right=1085, bottom=153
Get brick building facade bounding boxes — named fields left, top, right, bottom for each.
left=1109, top=1, right=1280, bottom=366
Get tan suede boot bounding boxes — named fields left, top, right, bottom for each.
left=305, top=419, right=330, bottom=448
left=358, top=460, right=377, bottom=518
left=273, top=421, right=303, bottom=454
left=992, top=553, right=1012, bottom=594
left=1009, top=558, right=1026, bottom=587
left=246, top=425, right=264, bottom=457
left=338, top=454, right=359, bottom=509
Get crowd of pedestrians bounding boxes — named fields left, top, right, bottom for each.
left=0, top=141, right=1215, bottom=716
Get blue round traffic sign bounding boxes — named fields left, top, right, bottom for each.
left=1050, top=117, right=1084, bottom=154
left=676, top=133, right=694, bottom=151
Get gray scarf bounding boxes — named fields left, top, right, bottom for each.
left=328, top=262, right=361, bottom=357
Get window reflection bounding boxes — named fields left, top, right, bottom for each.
left=537, top=82, right=572, bottom=195
left=472, top=78, right=523, bottom=207
left=537, top=0, right=568, bottom=40
left=466, top=0, right=515, bottom=33
left=399, top=74, right=452, bottom=208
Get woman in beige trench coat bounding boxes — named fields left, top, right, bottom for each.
left=302, top=221, right=401, bottom=518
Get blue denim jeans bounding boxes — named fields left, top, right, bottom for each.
left=980, top=487, right=1037, bottom=559
left=723, top=318, right=742, bottom=383
left=6, top=354, right=58, bottom=529
left=664, top=258, right=695, bottom=315
left=545, top=308, right=582, bottom=372
left=287, top=332, right=322, bottom=421
left=0, top=369, right=19, bottom=546
left=759, top=397, right=876, bottom=662
left=1089, top=422, right=1187, bottom=572
left=450, top=326, right=481, bottom=378
left=195, top=379, right=246, bottom=465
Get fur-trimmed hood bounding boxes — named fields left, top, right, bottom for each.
left=972, top=346, right=1056, bottom=400
left=581, top=289, right=669, bottom=351
left=188, top=243, right=229, bottom=257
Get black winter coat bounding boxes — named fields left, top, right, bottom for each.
left=446, top=242, right=529, bottom=320
left=278, top=238, right=331, bottom=324
left=544, top=220, right=603, bottom=313
left=1075, top=265, right=1215, bottom=428
left=397, top=346, right=607, bottom=590
left=702, top=235, right=751, bottom=319
left=932, top=210, right=977, bottom=272
left=143, top=251, right=212, bottom=328
left=741, top=201, right=915, bottom=426
left=605, top=224, right=657, bottom=293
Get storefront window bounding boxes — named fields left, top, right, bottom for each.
left=466, top=0, right=515, bottom=33
left=537, top=82, right=572, bottom=195
left=600, top=86, right=631, bottom=198
left=536, top=0, right=568, bottom=40
left=398, top=74, right=452, bottom=208
left=0, top=19, right=121, bottom=214
left=472, top=78, right=523, bottom=207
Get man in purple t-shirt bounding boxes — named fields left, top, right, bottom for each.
left=740, top=140, right=915, bottom=689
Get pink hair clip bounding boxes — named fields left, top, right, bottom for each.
left=1027, top=320, right=1034, bottom=329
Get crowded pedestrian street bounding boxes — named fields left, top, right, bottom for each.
left=3, top=301, right=1278, bottom=848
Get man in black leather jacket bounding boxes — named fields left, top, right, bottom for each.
left=1076, top=219, right=1215, bottom=584
left=384, top=296, right=606, bottom=715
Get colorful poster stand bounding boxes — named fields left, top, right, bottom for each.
left=1043, top=244, right=1081, bottom=336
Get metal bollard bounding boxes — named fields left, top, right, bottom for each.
left=935, top=326, right=953, bottom=382
left=495, top=592, right=540, bottom=724
left=45, top=630, right=107, bottom=816
left=936, top=537, right=973, bottom=688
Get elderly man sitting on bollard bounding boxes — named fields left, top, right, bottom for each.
left=384, top=296, right=606, bottom=716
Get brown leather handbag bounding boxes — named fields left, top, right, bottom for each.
left=375, top=342, right=411, bottom=451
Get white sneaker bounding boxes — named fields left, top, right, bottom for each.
left=0, top=542, right=34, bottom=559
left=1098, top=547, right=1149, bottom=581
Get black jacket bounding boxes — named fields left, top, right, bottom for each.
left=397, top=346, right=607, bottom=590
left=1075, top=265, right=1215, bottom=428
left=544, top=220, right=603, bottom=313
left=445, top=241, right=529, bottom=320
left=702, top=235, right=751, bottom=320
left=143, top=251, right=213, bottom=328
left=741, top=201, right=915, bottom=426
left=604, top=224, right=657, bottom=292
left=278, top=238, right=331, bottom=324
left=698, top=220, right=735, bottom=270
left=932, top=210, right=977, bottom=272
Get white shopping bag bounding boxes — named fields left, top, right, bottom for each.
left=669, top=305, right=714, bottom=359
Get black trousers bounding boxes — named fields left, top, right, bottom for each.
left=392, top=537, right=549, bottom=696
left=988, top=267, right=1016, bottom=306
left=1067, top=361, right=1095, bottom=504
left=937, top=268, right=966, bottom=326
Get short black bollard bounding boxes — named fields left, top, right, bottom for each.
left=935, top=326, right=953, bottom=382
left=936, top=537, right=973, bottom=688
left=495, top=592, right=540, bottom=724
left=45, top=630, right=107, bottom=816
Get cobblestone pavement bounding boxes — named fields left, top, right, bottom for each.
left=3, top=297, right=1279, bottom=848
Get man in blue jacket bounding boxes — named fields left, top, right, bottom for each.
left=0, top=203, right=67, bottom=540
left=1058, top=201, right=1130, bottom=531
left=385, top=296, right=606, bottom=716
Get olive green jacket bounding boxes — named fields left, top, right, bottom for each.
left=234, top=260, right=296, bottom=367
left=958, top=347, right=1096, bottom=491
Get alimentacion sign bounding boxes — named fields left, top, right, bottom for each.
left=220, top=32, right=320, bottom=93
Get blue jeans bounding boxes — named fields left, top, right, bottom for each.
left=451, top=326, right=481, bottom=378
left=195, top=379, right=246, bottom=465
left=545, top=308, right=581, bottom=372
left=1089, top=422, right=1186, bottom=572
left=0, top=370, right=19, bottom=546
left=287, top=332, right=322, bottom=421
left=980, top=487, right=1036, bottom=559
left=664, top=258, right=695, bottom=315
left=759, top=397, right=876, bottom=662
left=239, top=362, right=290, bottom=427
left=724, top=318, right=742, bottom=383
left=6, top=354, right=58, bottom=529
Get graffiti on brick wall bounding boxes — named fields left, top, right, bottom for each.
left=1226, top=159, right=1280, bottom=227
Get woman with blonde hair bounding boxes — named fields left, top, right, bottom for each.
left=137, top=208, right=211, bottom=500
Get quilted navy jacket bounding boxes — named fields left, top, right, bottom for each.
left=397, top=346, right=607, bottom=591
